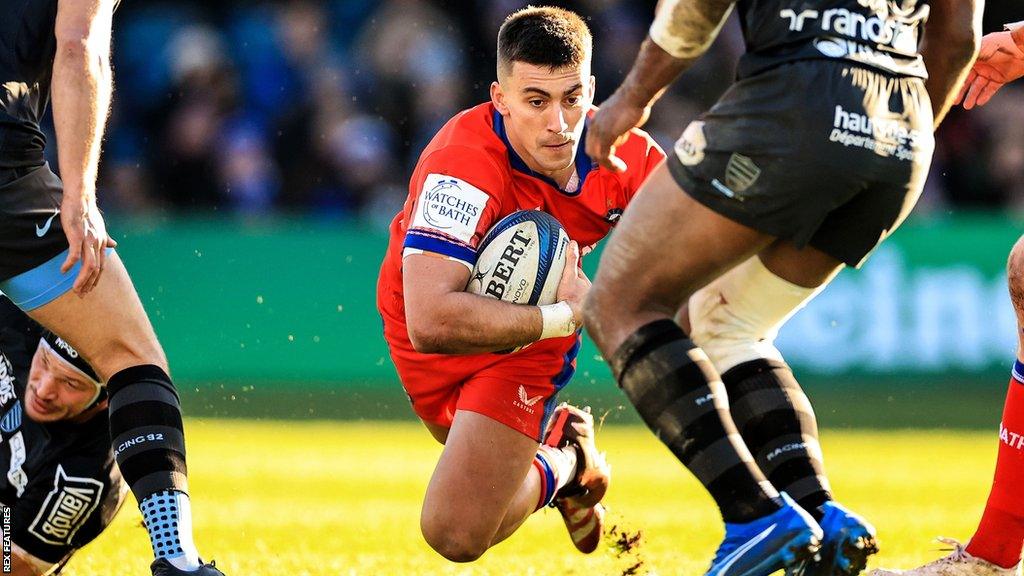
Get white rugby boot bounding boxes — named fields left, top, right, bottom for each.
left=869, top=538, right=1022, bottom=576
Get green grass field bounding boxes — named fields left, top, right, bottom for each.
left=66, top=420, right=997, bottom=575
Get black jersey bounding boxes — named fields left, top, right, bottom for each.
left=735, top=0, right=931, bottom=79
left=0, top=0, right=59, bottom=169
left=0, top=298, right=123, bottom=563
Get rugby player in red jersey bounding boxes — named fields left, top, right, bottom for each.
left=376, top=6, right=663, bottom=562
left=871, top=20, right=1024, bottom=576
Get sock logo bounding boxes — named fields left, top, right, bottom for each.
left=999, top=423, right=1024, bottom=451
left=114, top=432, right=165, bottom=457
left=765, top=442, right=808, bottom=462
left=29, top=465, right=103, bottom=545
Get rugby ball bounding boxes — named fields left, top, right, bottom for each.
left=466, top=210, right=569, bottom=306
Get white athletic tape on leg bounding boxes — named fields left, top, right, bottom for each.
left=688, top=256, right=828, bottom=373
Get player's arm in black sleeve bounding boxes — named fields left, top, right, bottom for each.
left=920, top=0, right=983, bottom=128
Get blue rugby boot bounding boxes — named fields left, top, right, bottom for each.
left=790, top=501, right=879, bottom=576
left=151, top=559, right=226, bottom=576
left=706, top=492, right=823, bottom=576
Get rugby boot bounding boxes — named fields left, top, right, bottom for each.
left=544, top=403, right=611, bottom=553
left=789, top=501, right=879, bottom=576
left=869, top=538, right=1022, bottom=576
left=151, top=559, right=226, bottom=576
left=706, top=492, right=823, bottom=576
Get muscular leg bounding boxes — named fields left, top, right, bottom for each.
left=586, top=163, right=771, bottom=356
left=586, top=163, right=783, bottom=522
left=28, top=253, right=206, bottom=572
left=689, top=241, right=844, bottom=519
left=963, top=235, right=1024, bottom=569
left=419, top=411, right=575, bottom=561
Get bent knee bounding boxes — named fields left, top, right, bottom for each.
left=1009, top=238, right=1024, bottom=293
left=421, top=520, right=489, bottom=562
left=86, top=337, right=168, bottom=381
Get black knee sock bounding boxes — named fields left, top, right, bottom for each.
left=722, top=359, right=832, bottom=520
left=107, top=365, right=188, bottom=501
left=610, top=320, right=781, bottom=523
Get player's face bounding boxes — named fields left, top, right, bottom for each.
left=492, top=61, right=595, bottom=179
left=24, top=344, right=99, bottom=423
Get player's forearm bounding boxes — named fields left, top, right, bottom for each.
left=407, top=292, right=543, bottom=354
left=51, top=34, right=112, bottom=204
left=920, top=1, right=982, bottom=128
left=614, top=38, right=690, bottom=110
left=615, top=0, right=735, bottom=108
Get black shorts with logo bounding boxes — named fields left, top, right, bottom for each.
left=667, top=59, right=934, bottom=267
left=0, top=163, right=68, bottom=282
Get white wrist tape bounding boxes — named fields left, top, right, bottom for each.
left=540, top=301, right=577, bottom=340
left=649, top=0, right=732, bottom=60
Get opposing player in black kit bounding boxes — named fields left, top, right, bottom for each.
left=0, top=296, right=126, bottom=576
left=584, top=0, right=981, bottom=574
left=0, top=1, right=223, bottom=574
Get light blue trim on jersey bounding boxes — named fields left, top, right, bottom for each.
left=0, top=248, right=96, bottom=311
left=1013, top=360, right=1024, bottom=384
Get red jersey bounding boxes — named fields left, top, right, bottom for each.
left=376, top=102, right=663, bottom=437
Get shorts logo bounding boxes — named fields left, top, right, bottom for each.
left=29, top=465, right=103, bottom=545
left=724, top=153, right=761, bottom=194
left=411, top=174, right=489, bottom=244
left=674, top=121, right=706, bottom=167
left=514, top=385, right=543, bottom=414
left=0, top=403, right=22, bottom=433
left=35, top=209, right=59, bottom=238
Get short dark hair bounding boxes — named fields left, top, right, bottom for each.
left=497, top=6, right=592, bottom=79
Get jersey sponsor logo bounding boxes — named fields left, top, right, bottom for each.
left=411, top=174, right=489, bottom=245
left=7, top=431, right=27, bottom=496
left=35, top=209, right=59, bottom=238
left=28, top=465, right=103, bottom=546
left=514, top=385, right=543, bottom=414
left=724, top=153, right=761, bottom=194
left=0, top=403, right=21, bottom=433
left=674, top=121, right=706, bottom=167
left=813, top=37, right=902, bottom=71
left=779, top=2, right=927, bottom=55
left=0, top=354, right=16, bottom=405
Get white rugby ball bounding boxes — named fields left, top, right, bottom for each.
left=466, top=210, right=569, bottom=306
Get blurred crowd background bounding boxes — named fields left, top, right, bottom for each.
left=60, top=0, right=1024, bottom=223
